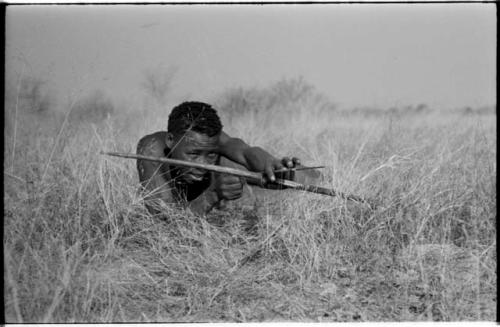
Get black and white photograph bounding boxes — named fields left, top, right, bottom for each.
left=3, top=3, right=496, bottom=323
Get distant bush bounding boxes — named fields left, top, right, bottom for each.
left=4, top=75, right=58, bottom=143
left=18, top=76, right=55, bottom=114
left=461, top=105, right=496, bottom=116
left=141, top=65, right=178, bottom=105
left=215, top=77, right=335, bottom=119
left=337, top=103, right=434, bottom=118
left=69, top=90, right=115, bottom=123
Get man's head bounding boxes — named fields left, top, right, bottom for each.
left=166, top=101, right=223, bottom=183
left=167, top=101, right=222, bottom=138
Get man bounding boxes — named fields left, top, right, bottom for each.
left=137, top=101, right=302, bottom=216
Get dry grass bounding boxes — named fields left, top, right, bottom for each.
left=3, top=91, right=496, bottom=322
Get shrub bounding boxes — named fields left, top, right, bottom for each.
left=140, top=65, right=178, bottom=106
left=69, top=90, right=115, bottom=123
left=14, top=76, right=55, bottom=114
left=215, top=77, right=335, bottom=119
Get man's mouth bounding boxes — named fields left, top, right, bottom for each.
left=185, top=173, right=205, bottom=182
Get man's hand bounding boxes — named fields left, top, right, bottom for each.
left=272, top=156, right=301, bottom=182
left=213, top=173, right=244, bottom=201
left=216, top=132, right=301, bottom=184
left=259, top=156, right=301, bottom=189
left=243, top=147, right=300, bottom=183
left=190, top=173, right=243, bottom=215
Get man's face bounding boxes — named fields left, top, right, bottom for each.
left=166, top=130, right=220, bottom=184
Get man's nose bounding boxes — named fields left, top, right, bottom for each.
left=194, top=155, right=211, bottom=165
left=191, top=156, right=210, bottom=173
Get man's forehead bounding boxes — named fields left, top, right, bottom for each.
left=179, top=131, right=219, bottom=147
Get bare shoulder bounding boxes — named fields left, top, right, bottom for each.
left=136, top=131, right=170, bottom=183
left=137, top=131, right=168, bottom=156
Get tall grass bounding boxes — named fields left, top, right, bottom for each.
left=3, top=83, right=496, bottom=322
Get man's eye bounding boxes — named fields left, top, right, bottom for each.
left=207, top=153, right=217, bottom=159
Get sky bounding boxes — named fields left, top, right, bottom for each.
left=5, top=4, right=497, bottom=110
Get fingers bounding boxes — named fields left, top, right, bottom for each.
left=281, top=157, right=301, bottom=168
left=281, top=157, right=293, bottom=168
left=264, top=164, right=276, bottom=183
left=220, top=179, right=242, bottom=190
left=274, top=156, right=301, bottom=181
left=220, top=189, right=242, bottom=200
left=264, top=156, right=302, bottom=183
left=219, top=175, right=243, bottom=189
left=216, top=175, right=243, bottom=200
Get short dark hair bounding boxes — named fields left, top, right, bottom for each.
left=168, top=101, right=223, bottom=137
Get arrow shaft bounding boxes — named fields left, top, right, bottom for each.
left=101, top=151, right=372, bottom=206
left=103, top=151, right=264, bottom=182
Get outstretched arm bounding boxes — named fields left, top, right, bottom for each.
left=217, top=131, right=300, bottom=183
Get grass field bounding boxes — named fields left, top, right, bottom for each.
left=3, top=83, right=497, bottom=322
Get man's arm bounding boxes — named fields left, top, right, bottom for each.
left=184, top=185, right=221, bottom=216
left=137, top=132, right=176, bottom=215
left=217, top=131, right=300, bottom=182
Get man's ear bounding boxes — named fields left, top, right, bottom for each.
left=165, top=132, right=175, bottom=149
